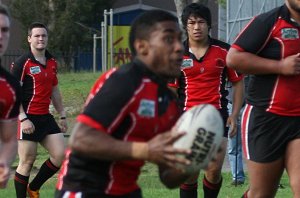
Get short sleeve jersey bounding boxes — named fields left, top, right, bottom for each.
left=170, top=38, right=243, bottom=113
left=10, top=51, right=58, bottom=115
left=0, top=66, right=21, bottom=120
left=231, top=4, right=300, bottom=116
left=56, top=59, right=180, bottom=196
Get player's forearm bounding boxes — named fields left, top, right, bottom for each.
left=0, top=139, right=17, bottom=166
left=69, top=123, right=148, bottom=161
left=231, top=80, right=244, bottom=118
left=0, top=123, right=17, bottom=166
left=227, top=48, right=280, bottom=74
left=51, top=86, right=66, bottom=117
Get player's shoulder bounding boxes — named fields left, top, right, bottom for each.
left=210, top=38, right=230, bottom=51
left=0, top=66, right=20, bottom=90
left=109, top=59, right=149, bottom=88
left=13, top=51, right=32, bottom=67
left=254, top=5, right=283, bottom=25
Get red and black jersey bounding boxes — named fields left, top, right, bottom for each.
left=56, top=59, right=180, bottom=196
left=232, top=4, right=300, bottom=116
left=170, top=38, right=243, bottom=113
left=0, top=65, right=21, bottom=120
left=10, top=51, right=58, bottom=115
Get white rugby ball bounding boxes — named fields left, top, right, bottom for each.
left=173, top=104, right=224, bottom=174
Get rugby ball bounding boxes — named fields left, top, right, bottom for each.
left=173, top=104, right=224, bottom=174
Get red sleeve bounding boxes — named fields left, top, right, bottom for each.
left=227, top=67, right=244, bottom=83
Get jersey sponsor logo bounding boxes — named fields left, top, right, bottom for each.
left=29, top=66, right=41, bottom=74
left=281, top=28, right=299, bottom=39
left=138, top=99, right=155, bottom=117
left=181, top=59, right=193, bottom=68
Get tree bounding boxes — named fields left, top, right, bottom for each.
left=10, top=0, right=115, bottom=70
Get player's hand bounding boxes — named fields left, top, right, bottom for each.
left=147, top=131, right=191, bottom=169
left=0, top=163, right=10, bottom=188
left=278, top=53, right=300, bottom=75
left=59, top=118, right=68, bottom=133
left=21, top=119, right=35, bottom=134
left=227, top=115, right=237, bottom=138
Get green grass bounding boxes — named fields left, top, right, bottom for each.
left=6, top=72, right=293, bottom=197
left=4, top=161, right=293, bottom=197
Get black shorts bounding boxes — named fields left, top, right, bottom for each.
left=55, top=188, right=142, bottom=198
left=18, top=114, right=61, bottom=142
left=241, top=104, right=300, bottom=162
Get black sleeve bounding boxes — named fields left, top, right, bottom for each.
left=10, top=55, right=27, bottom=82
left=233, top=9, right=278, bottom=53
left=83, top=70, right=139, bottom=129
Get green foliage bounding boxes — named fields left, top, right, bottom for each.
left=9, top=0, right=115, bottom=69
left=217, top=0, right=227, bottom=8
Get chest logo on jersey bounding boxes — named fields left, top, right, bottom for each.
left=137, top=99, right=155, bottom=117
left=30, top=66, right=41, bottom=74
left=281, top=28, right=299, bottom=39
left=181, top=59, right=193, bottom=68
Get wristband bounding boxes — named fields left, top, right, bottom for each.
left=20, top=118, right=28, bottom=122
left=60, top=117, right=66, bottom=120
left=19, top=112, right=27, bottom=120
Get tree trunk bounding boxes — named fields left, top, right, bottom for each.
left=48, top=0, right=55, bottom=31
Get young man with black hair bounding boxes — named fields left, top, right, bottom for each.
left=227, top=0, right=300, bottom=197
left=11, top=22, right=67, bottom=198
left=169, top=3, right=244, bottom=198
left=55, top=9, right=193, bottom=198
left=0, top=4, right=21, bottom=189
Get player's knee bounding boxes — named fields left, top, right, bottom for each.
left=50, top=152, right=65, bottom=166
left=205, top=171, right=222, bottom=183
left=289, top=177, right=300, bottom=194
left=18, top=159, right=35, bottom=172
left=184, top=173, right=199, bottom=184
left=249, top=187, right=277, bottom=198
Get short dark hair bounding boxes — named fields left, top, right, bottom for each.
left=181, top=3, right=211, bottom=31
left=129, top=9, right=178, bottom=56
left=28, top=22, right=48, bottom=36
left=0, top=4, right=11, bottom=20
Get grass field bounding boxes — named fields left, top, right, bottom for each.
left=6, top=72, right=293, bottom=197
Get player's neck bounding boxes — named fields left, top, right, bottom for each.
left=290, top=11, right=300, bottom=25
left=189, top=36, right=209, bottom=48
left=188, top=37, right=209, bottom=59
left=286, top=2, right=300, bottom=25
left=31, top=48, right=46, bottom=64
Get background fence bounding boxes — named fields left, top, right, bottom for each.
left=2, top=49, right=103, bottom=72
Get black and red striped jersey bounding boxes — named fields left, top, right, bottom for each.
left=10, top=51, right=58, bottom=115
left=56, top=59, right=180, bottom=196
left=231, top=4, right=300, bottom=116
left=170, top=38, right=243, bottom=113
left=0, top=65, right=21, bottom=120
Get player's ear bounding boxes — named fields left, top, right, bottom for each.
left=134, top=39, right=149, bottom=56
left=27, top=35, right=31, bottom=43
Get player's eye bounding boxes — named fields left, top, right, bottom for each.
left=164, top=35, right=174, bottom=44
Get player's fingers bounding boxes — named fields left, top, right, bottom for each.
left=169, top=131, right=186, bottom=143
left=164, top=146, right=191, bottom=156
left=163, top=154, right=191, bottom=166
